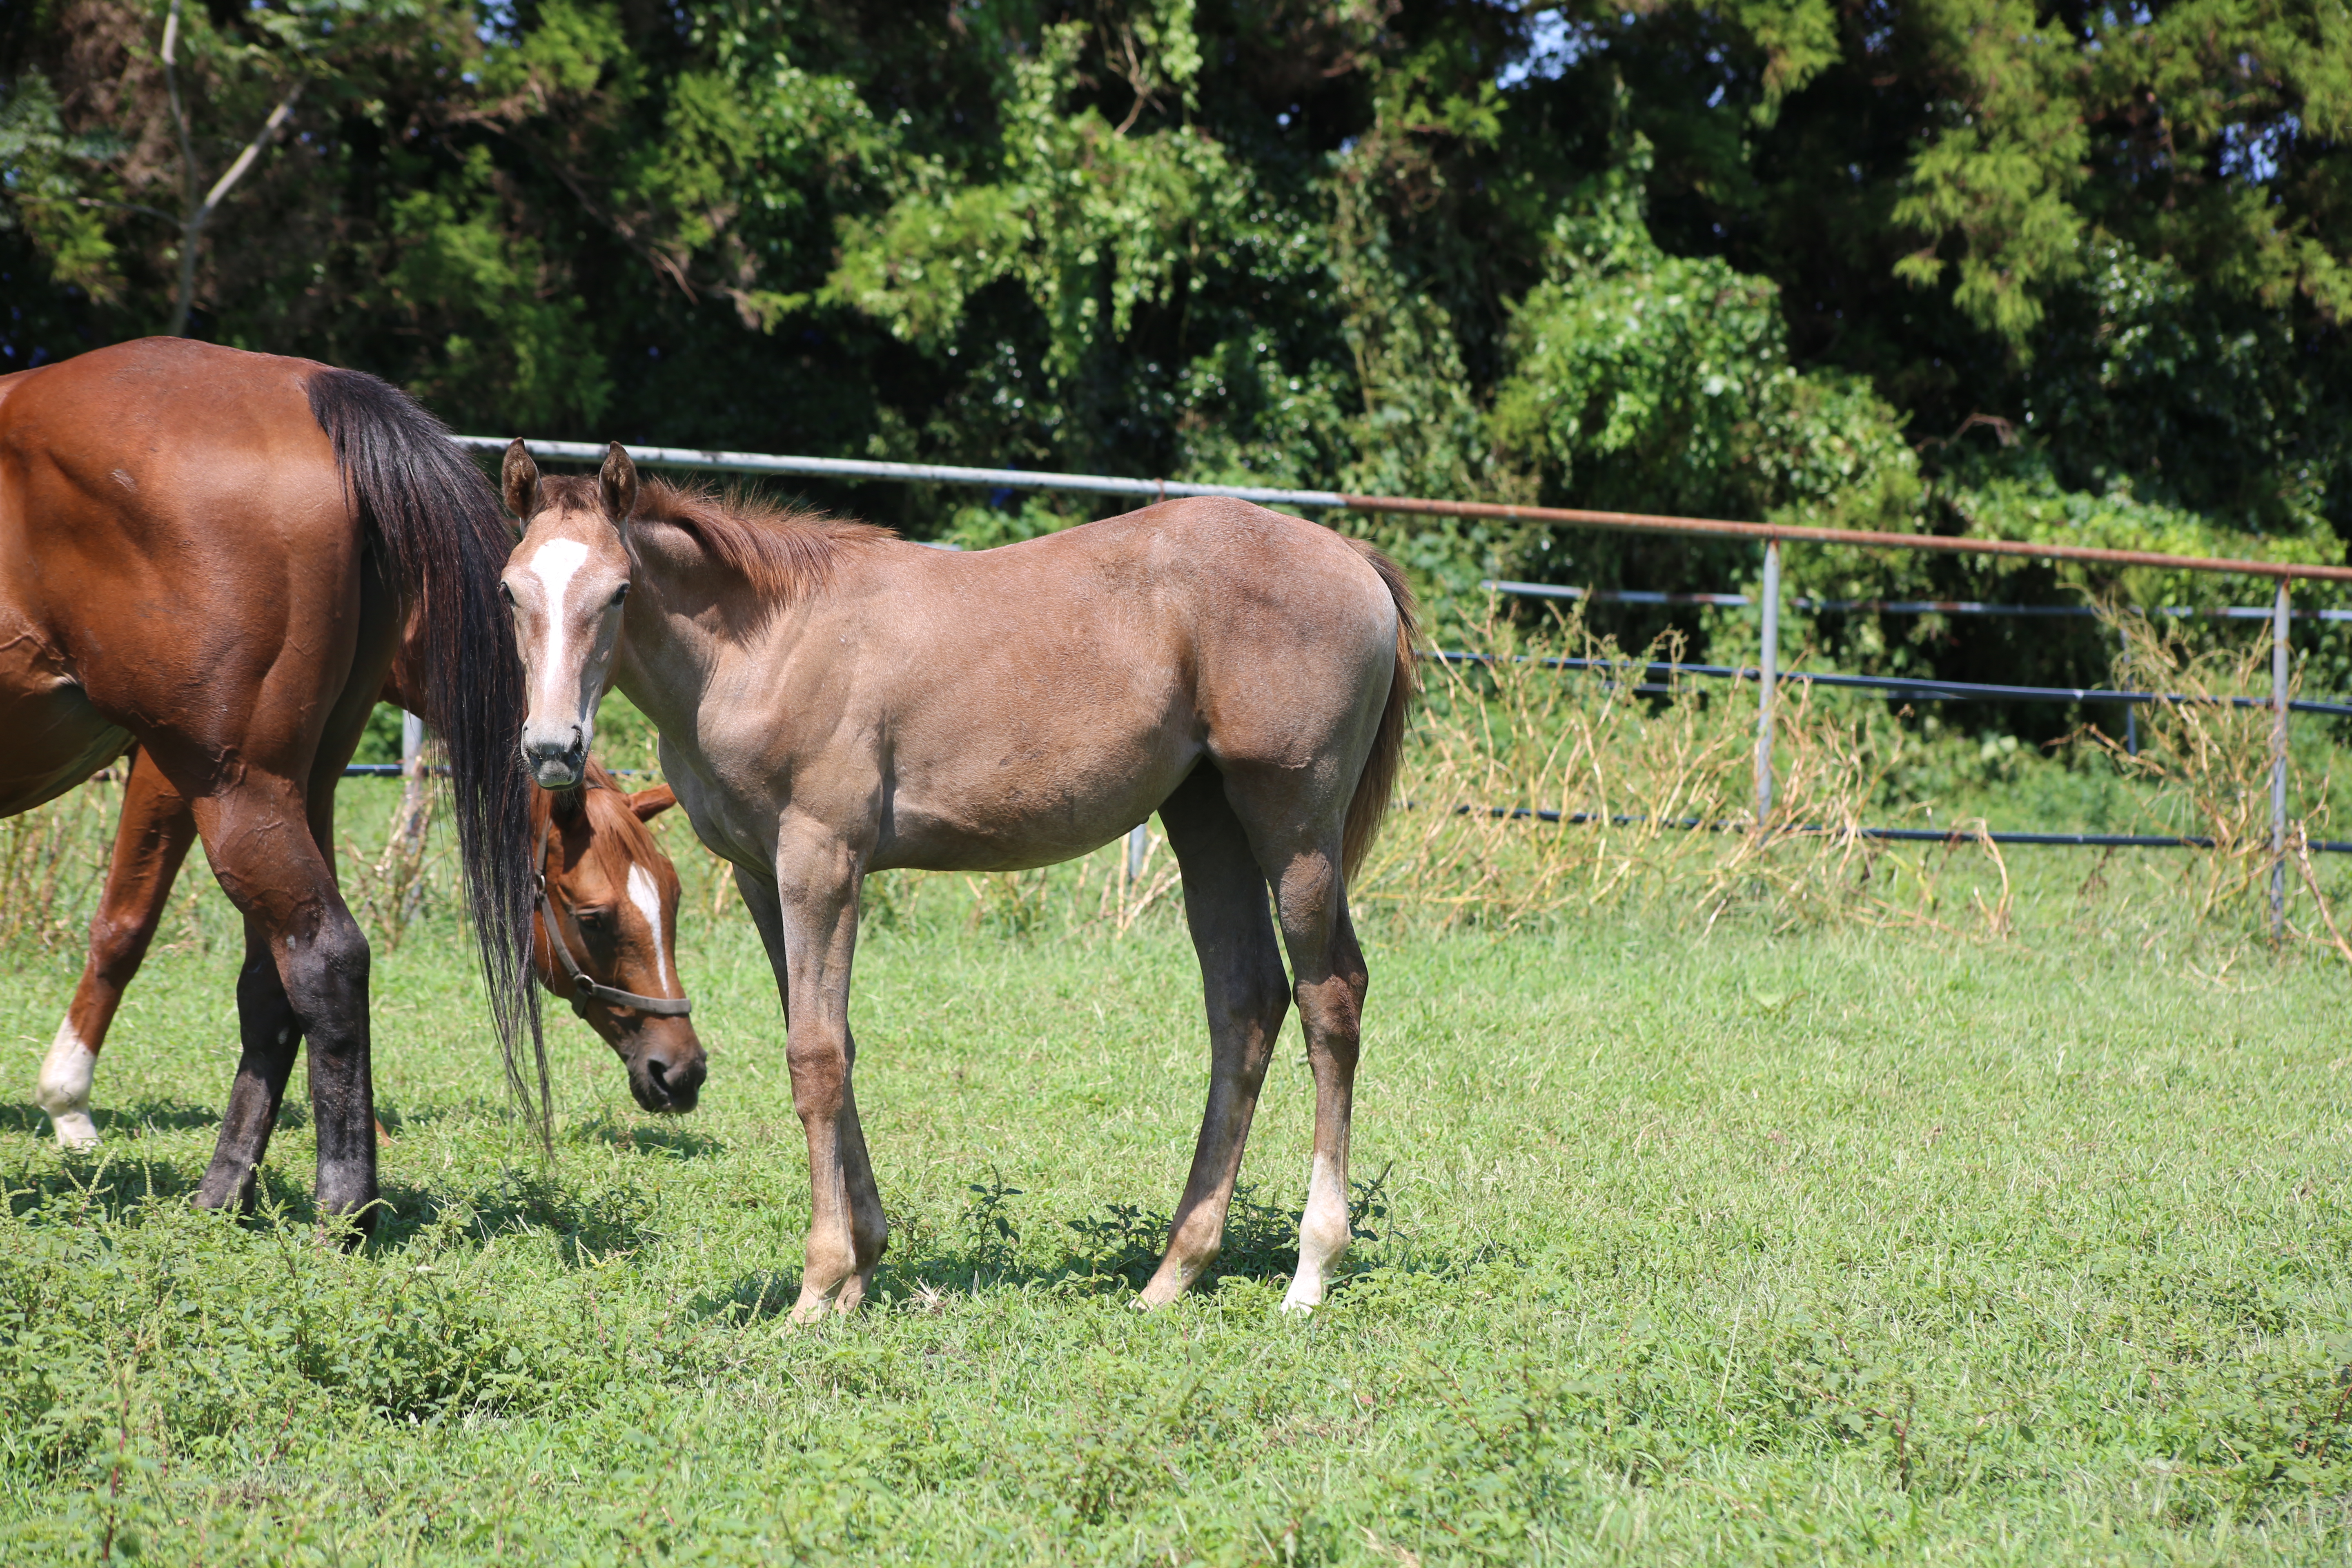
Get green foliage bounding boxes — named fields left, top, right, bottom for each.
left=0, top=72, right=120, bottom=300
left=4, top=0, right=2350, bottom=692
left=1491, top=156, right=1923, bottom=532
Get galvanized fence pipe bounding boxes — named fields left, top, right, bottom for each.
left=453, top=435, right=2352, bottom=584
left=2274, top=582, right=2292, bottom=937
left=445, top=432, right=2352, bottom=895
left=1484, top=581, right=2352, bottom=620
left=1756, top=541, right=1780, bottom=824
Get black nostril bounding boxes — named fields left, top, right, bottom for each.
left=645, top=1057, right=670, bottom=1086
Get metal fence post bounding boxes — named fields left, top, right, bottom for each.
left=399, top=710, right=426, bottom=852
left=2118, top=620, right=2138, bottom=757
left=1755, top=539, right=1780, bottom=826
left=2272, top=580, right=2290, bottom=938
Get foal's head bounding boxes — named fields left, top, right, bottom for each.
left=501, top=440, right=640, bottom=789
left=500, top=439, right=894, bottom=789
left=533, top=768, right=706, bottom=1114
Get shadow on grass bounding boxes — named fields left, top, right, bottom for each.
left=0, top=1097, right=221, bottom=1139
left=688, top=1173, right=1424, bottom=1324
left=373, top=1102, right=446, bottom=1137
left=371, top=1169, right=660, bottom=1265
left=571, top=1107, right=727, bottom=1160
left=5, top=1148, right=209, bottom=1222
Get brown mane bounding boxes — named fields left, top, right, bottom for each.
left=631, top=477, right=895, bottom=600
left=542, top=756, right=625, bottom=823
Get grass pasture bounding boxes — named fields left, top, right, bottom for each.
left=2, top=848, right=2350, bottom=1564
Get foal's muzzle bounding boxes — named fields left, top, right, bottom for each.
left=522, top=728, right=585, bottom=789
left=631, top=1041, right=706, bottom=1114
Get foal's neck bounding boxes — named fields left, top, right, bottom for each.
left=610, top=526, right=808, bottom=739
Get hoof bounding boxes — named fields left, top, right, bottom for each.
left=48, top=1113, right=100, bottom=1152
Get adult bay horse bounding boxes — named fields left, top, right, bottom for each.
left=0, top=337, right=537, bottom=1228
left=499, top=441, right=1416, bottom=1318
left=34, top=750, right=699, bottom=1147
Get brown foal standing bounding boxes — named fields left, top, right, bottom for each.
left=34, top=748, right=699, bottom=1147
left=497, top=441, right=1416, bottom=1318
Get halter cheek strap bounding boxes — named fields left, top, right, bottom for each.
left=536, top=815, right=694, bottom=1019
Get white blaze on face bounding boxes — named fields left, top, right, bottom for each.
left=36, top=1020, right=99, bottom=1150
left=525, top=536, right=595, bottom=740
left=627, top=863, right=674, bottom=993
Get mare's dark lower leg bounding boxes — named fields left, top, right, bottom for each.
left=196, top=916, right=303, bottom=1212
left=1139, top=766, right=1292, bottom=1310
left=190, top=784, right=376, bottom=1230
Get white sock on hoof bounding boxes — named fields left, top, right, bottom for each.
left=36, top=1021, right=100, bottom=1150
left=1281, top=1152, right=1351, bottom=1314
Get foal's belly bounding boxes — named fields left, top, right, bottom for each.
left=868, top=743, right=1203, bottom=874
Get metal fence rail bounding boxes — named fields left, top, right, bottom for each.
left=453, top=432, right=2352, bottom=929
left=1484, top=579, right=2352, bottom=621
left=1457, top=806, right=2352, bottom=854
left=1429, top=650, right=2352, bottom=717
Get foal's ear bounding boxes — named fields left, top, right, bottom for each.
left=600, top=442, right=640, bottom=525
left=501, top=439, right=540, bottom=520
left=626, top=783, right=677, bottom=822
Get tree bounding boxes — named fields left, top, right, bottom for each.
left=3, top=0, right=2345, bottom=706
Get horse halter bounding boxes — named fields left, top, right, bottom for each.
left=535, top=807, right=693, bottom=1019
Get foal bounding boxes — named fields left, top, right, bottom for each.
left=34, top=752, right=700, bottom=1147
left=499, top=443, right=1415, bottom=1319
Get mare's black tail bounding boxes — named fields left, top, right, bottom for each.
left=305, top=370, right=548, bottom=1143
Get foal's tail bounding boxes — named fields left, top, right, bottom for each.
left=305, top=370, right=547, bottom=1143
left=1341, top=540, right=1421, bottom=884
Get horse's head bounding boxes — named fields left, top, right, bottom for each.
left=501, top=439, right=638, bottom=789
left=532, top=772, right=706, bottom=1114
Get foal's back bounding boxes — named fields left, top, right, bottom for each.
left=755, top=498, right=1402, bottom=873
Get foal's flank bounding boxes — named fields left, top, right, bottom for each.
left=498, top=440, right=1416, bottom=1319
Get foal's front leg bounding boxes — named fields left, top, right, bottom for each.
left=742, top=847, right=888, bottom=1321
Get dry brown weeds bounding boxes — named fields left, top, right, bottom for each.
left=0, top=609, right=2345, bottom=960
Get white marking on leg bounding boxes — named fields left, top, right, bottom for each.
left=525, top=537, right=593, bottom=735
left=36, top=1021, right=100, bottom=1150
left=626, top=863, right=674, bottom=992
left=1282, top=1151, right=1350, bottom=1314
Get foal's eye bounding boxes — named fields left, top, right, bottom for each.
left=575, top=908, right=612, bottom=930
left=610, top=582, right=630, bottom=606
left=498, top=582, right=517, bottom=607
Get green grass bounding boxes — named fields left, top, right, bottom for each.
left=3, top=866, right=2351, bottom=1564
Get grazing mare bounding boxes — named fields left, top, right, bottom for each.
left=0, top=338, right=536, bottom=1228
left=498, top=442, right=1416, bottom=1318
left=34, top=749, right=699, bottom=1147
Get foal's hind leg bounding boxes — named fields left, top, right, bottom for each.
left=1138, top=768, right=1292, bottom=1309
left=1268, top=849, right=1367, bottom=1314
left=39, top=750, right=198, bottom=1149
left=1213, top=771, right=1367, bottom=1314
